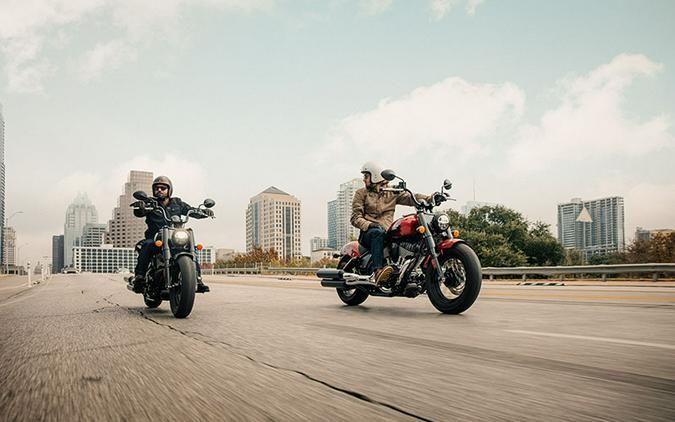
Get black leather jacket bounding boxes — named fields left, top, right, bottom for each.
left=134, top=197, right=198, bottom=239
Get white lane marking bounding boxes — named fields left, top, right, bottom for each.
left=507, top=329, right=675, bottom=350
left=0, top=284, right=28, bottom=291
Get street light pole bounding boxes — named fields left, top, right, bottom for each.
left=17, top=243, right=29, bottom=276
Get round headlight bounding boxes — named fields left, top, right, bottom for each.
left=171, top=230, right=190, bottom=246
left=435, top=214, right=450, bottom=231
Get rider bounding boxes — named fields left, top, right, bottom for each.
left=351, top=162, right=430, bottom=285
left=129, top=176, right=212, bottom=293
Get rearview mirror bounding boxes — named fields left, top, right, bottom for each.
left=203, top=198, right=216, bottom=208
left=443, top=179, right=452, bottom=190
left=381, top=169, right=397, bottom=181
left=133, top=191, right=148, bottom=201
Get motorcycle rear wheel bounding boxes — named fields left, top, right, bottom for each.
left=336, top=257, right=369, bottom=306
left=426, top=243, right=482, bottom=314
left=169, top=256, right=197, bottom=318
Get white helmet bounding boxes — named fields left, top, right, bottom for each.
left=361, top=161, right=386, bottom=184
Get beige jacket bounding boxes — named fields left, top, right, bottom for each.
left=351, top=187, right=430, bottom=233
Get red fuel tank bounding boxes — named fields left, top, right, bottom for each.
left=388, top=214, right=419, bottom=239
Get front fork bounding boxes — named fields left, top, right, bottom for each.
left=418, top=213, right=444, bottom=282
left=162, top=227, right=171, bottom=288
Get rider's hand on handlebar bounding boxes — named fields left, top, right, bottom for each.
left=202, top=209, right=214, bottom=217
left=433, top=192, right=447, bottom=205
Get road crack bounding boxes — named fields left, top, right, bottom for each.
left=103, top=296, right=433, bottom=422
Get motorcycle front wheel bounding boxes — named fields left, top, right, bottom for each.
left=169, top=256, right=197, bottom=318
left=426, top=243, right=482, bottom=314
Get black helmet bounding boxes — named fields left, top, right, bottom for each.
left=152, top=176, right=173, bottom=199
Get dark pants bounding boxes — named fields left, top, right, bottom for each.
left=134, top=239, right=202, bottom=279
left=360, top=226, right=386, bottom=270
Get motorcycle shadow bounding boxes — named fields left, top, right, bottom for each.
left=329, top=304, right=461, bottom=319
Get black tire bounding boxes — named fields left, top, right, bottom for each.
left=170, top=256, right=197, bottom=318
left=336, top=257, right=369, bottom=306
left=426, top=243, right=482, bottom=314
left=144, top=296, right=162, bottom=309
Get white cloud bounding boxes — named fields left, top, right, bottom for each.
left=322, top=76, right=524, bottom=163
left=429, top=0, right=483, bottom=20
left=0, top=0, right=276, bottom=92
left=508, top=54, right=673, bottom=174
left=78, top=40, right=134, bottom=82
left=465, top=0, right=484, bottom=15
left=430, top=0, right=456, bottom=20
left=359, top=0, right=393, bottom=16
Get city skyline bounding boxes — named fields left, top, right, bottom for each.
left=1, top=1, right=674, bottom=266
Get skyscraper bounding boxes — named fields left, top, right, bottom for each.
left=0, top=104, right=6, bottom=266
left=328, top=178, right=361, bottom=249
left=64, top=193, right=98, bottom=267
left=557, top=196, right=625, bottom=258
left=52, top=235, right=64, bottom=273
left=106, top=170, right=153, bottom=247
left=327, top=199, right=337, bottom=249
left=246, top=187, right=302, bottom=261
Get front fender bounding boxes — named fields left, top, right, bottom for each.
left=172, top=251, right=195, bottom=262
left=422, top=239, right=466, bottom=270
left=436, top=238, right=466, bottom=252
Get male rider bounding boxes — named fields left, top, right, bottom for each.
left=351, top=162, right=430, bottom=285
left=129, top=176, right=212, bottom=293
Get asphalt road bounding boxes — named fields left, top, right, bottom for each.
left=1, top=273, right=674, bottom=421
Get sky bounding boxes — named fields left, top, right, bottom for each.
left=1, top=0, right=674, bottom=267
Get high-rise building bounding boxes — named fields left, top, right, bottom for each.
left=81, top=223, right=107, bottom=247
left=107, top=170, right=153, bottom=248
left=73, top=245, right=136, bottom=273
left=64, top=193, right=98, bottom=267
left=327, top=199, right=337, bottom=249
left=246, top=186, right=302, bottom=261
left=0, top=104, right=6, bottom=266
left=328, top=179, right=361, bottom=249
left=557, top=196, right=625, bottom=258
left=2, top=226, right=16, bottom=268
left=310, top=236, right=328, bottom=252
left=52, top=235, right=64, bottom=273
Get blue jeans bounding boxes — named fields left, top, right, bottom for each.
left=360, top=226, right=385, bottom=270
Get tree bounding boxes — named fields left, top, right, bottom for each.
left=446, top=206, right=564, bottom=267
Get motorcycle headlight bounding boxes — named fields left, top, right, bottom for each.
left=171, top=230, right=190, bottom=246
left=434, top=214, right=450, bottom=231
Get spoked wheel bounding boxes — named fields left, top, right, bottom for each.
left=169, top=256, right=197, bottom=318
left=426, top=243, right=481, bottom=314
left=336, top=257, right=369, bottom=306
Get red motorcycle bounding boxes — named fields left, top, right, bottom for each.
left=318, top=170, right=481, bottom=314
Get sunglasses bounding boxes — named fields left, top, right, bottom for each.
left=154, top=186, right=168, bottom=192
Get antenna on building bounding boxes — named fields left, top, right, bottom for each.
left=473, top=178, right=476, bottom=201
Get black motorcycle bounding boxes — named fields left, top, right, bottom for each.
left=126, top=191, right=215, bottom=318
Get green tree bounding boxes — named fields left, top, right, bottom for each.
left=446, top=206, right=564, bottom=267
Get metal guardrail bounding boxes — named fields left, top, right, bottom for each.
left=482, top=263, right=675, bottom=281
left=209, top=263, right=675, bottom=281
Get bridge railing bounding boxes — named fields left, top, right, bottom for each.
left=482, top=263, right=675, bottom=281
left=208, top=263, right=675, bottom=281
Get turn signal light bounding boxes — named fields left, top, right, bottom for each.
left=196, top=244, right=204, bottom=251
left=155, top=240, right=163, bottom=247
left=452, top=230, right=460, bottom=238
left=417, top=226, right=426, bottom=234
